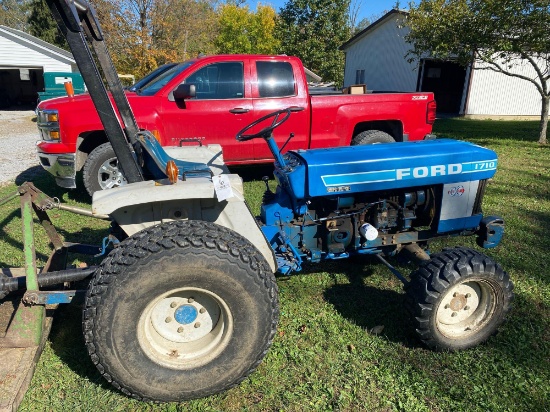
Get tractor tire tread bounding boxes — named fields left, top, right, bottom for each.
left=83, top=220, right=279, bottom=401
left=404, top=246, right=513, bottom=351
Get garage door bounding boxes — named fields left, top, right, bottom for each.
left=0, top=66, right=44, bottom=108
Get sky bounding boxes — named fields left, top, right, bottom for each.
left=244, top=0, right=413, bottom=26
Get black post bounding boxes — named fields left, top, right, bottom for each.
left=45, top=0, right=144, bottom=184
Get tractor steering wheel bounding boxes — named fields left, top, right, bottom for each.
left=236, top=108, right=291, bottom=141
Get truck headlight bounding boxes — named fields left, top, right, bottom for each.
left=37, top=109, right=60, bottom=142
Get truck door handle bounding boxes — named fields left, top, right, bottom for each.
left=229, top=108, right=250, bottom=114
left=289, top=106, right=305, bottom=112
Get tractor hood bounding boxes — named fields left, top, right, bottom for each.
left=289, top=139, right=498, bottom=198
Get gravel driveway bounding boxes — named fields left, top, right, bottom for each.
left=0, top=110, right=44, bottom=186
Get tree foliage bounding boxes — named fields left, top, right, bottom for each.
left=215, top=3, right=280, bottom=54
left=277, top=0, right=351, bottom=86
left=91, top=0, right=217, bottom=78
left=0, top=0, right=30, bottom=31
left=353, top=17, right=370, bottom=34
left=406, top=0, right=550, bottom=144
left=28, top=0, right=67, bottom=49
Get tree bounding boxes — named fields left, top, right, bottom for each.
left=215, top=3, right=280, bottom=54
left=277, top=0, right=351, bottom=86
left=28, top=0, right=67, bottom=49
left=0, top=0, right=30, bottom=31
left=348, top=0, right=362, bottom=29
left=353, top=16, right=370, bottom=34
left=91, top=0, right=218, bottom=78
left=406, top=0, right=550, bottom=144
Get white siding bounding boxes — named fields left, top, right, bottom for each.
left=342, top=11, right=544, bottom=117
left=466, top=57, right=542, bottom=116
left=0, top=31, right=73, bottom=72
left=343, top=14, right=418, bottom=91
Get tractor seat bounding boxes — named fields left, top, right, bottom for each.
left=136, top=131, right=213, bottom=180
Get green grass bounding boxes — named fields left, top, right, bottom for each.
left=0, top=118, right=547, bottom=411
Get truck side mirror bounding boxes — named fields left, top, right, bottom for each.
left=173, top=84, right=196, bottom=101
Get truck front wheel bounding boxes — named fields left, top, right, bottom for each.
left=351, top=130, right=395, bottom=145
left=83, top=220, right=279, bottom=402
left=82, top=142, right=127, bottom=196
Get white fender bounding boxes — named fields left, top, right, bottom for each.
left=92, top=145, right=276, bottom=272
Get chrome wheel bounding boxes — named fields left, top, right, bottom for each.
left=97, top=157, right=127, bottom=190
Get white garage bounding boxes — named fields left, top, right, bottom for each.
left=341, top=10, right=543, bottom=118
left=0, top=25, right=76, bottom=108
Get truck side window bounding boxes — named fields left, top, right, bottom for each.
left=256, top=62, right=296, bottom=98
left=185, top=62, right=244, bottom=99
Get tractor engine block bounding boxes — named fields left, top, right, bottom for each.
left=309, top=188, right=434, bottom=254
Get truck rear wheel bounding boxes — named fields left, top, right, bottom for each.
left=82, top=142, right=127, bottom=196
left=83, top=220, right=279, bottom=402
left=351, top=130, right=395, bottom=145
left=405, top=247, right=513, bottom=351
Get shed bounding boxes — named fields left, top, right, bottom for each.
left=0, top=25, right=76, bottom=107
left=341, top=10, right=542, bottom=118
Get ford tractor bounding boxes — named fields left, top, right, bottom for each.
left=0, top=0, right=512, bottom=405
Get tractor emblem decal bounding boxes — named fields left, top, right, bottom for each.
left=447, top=185, right=465, bottom=197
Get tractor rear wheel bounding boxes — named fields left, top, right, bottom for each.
left=83, top=220, right=279, bottom=402
left=405, top=247, right=513, bottom=351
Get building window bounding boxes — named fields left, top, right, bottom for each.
left=355, top=69, right=365, bottom=84
left=19, top=69, right=30, bottom=81
left=427, top=68, right=442, bottom=78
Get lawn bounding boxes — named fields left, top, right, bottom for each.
left=0, top=118, right=548, bottom=411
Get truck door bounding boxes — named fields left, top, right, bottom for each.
left=161, top=60, right=254, bottom=161
left=251, top=60, right=310, bottom=161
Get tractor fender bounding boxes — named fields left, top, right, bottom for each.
left=91, top=176, right=277, bottom=272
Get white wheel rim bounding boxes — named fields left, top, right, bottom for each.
left=138, top=287, right=233, bottom=369
left=97, top=157, right=127, bottom=190
left=436, top=280, right=497, bottom=339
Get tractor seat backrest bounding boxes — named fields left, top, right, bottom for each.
left=136, top=131, right=212, bottom=180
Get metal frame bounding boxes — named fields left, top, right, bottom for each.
left=45, top=0, right=144, bottom=184
left=0, top=183, right=108, bottom=348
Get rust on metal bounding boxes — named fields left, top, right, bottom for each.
left=449, top=294, right=467, bottom=312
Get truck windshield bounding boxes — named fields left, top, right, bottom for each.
left=138, top=61, right=195, bottom=96
left=128, top=63, right=178, bottom=92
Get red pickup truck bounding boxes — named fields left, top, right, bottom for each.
left=36, top=54, right=436, bottom=195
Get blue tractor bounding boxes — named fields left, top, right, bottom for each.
left=0, top=0, right=512, bottom=404
left=78, top=109, right=512, bottom=401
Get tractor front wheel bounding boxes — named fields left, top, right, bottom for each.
left=405, top=247, right=513, bottom=351
left=83, top=220, right=279, bottom=402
